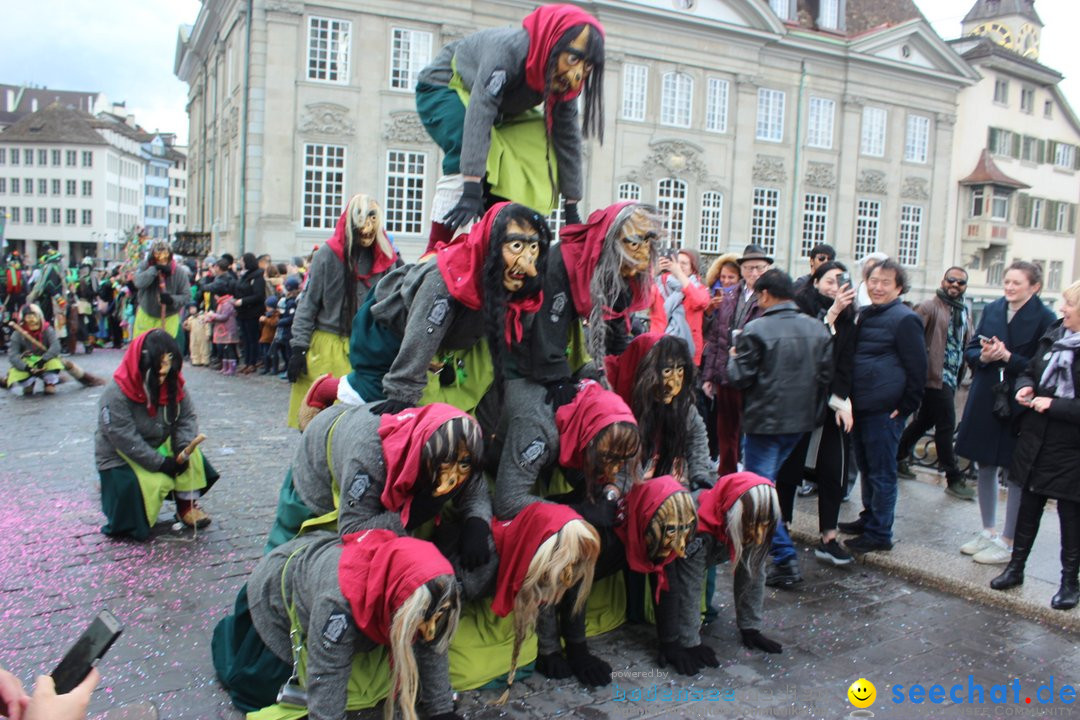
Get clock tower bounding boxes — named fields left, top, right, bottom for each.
left=962, top=0, right=1042, bottom=59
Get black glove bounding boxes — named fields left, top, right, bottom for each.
left=158, top=457, right=180, bottom=477
left=565, top=641, right=612, bottom=687
left=687, top=643, right=719, bottom=668
left=442, top=180, right=484, bottom=231
left=544, top=379, right=579, bottom=410
left=286, top=347, right=308, bottom=383
left=369, top=398, right=411, bottom=416
left=159, top=293, right=175, bottom=309
left=573, top=496, right=619, bottom=529
left=156, top=263, right=172, bottom=275
left=535, top=651, right=573, bottom=680
left=689, top=475, right=713, bottom=492
left=459, top=516, right=492, bottom=571
left=563, top=201, right=581, bottom=226
left=660, top=642, right=702, bottom=676
left=741, top=628, right=783, bottom=654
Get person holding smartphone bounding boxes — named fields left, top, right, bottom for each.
left=0, top=666, right=98, bottom=720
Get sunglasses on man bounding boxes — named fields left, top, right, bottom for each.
left=944, top=276, right=967, bottom=286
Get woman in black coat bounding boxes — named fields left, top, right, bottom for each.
left=954, top=262, right=1055, bottom=563
left=233, top=252, right=266, bottom=373
left=990, top=280, right=1080, bottom=609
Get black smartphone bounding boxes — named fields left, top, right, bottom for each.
left=51, top=610, right=123, bottom=694
left=837, top=271, right=851, bottom=289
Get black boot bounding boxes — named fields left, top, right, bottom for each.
left=1052, top=500, right=1080, bottom=610
left=990, top=490, right=1043, bottom=591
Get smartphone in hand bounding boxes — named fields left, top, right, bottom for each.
left=51, top=610, right=123, bottom=694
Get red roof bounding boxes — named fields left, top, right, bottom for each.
left=959, top=149, right=1030, bottom=189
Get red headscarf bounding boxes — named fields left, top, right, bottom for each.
left=112, top=330, right=185, bottom=417
left=325, top=202, right=397, bottom=287
left=604, top=332, right=662, bottom=406
left=490, top=502, right=585, bottom=617
left=615, top=476, right=687, bottom=602
left=696, top=472, right=774, bottom=562
left=521, top=4, right=605, bottom=130
left=338, top=529, right=454, bottom=646
left=436, top=202, right=543, bottom=346
left=558, top=202, right=650, bottom=321
left=378, top=403, right=471, bottom=528
left=555, top=380, right=637, bottom=470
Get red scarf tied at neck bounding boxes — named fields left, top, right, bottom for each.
left=326, top=200, right=397, bottom=287
left=615, top=475, right=687, bottom=603
left=112, top=331, right=186, bottom=417
left=604, top=332, right=663, bottom=406
left=521, top=4, right=605, bottom=131
left=554, top=379, right=637, bottom=470
left=696, top=472, right=774, bottom=562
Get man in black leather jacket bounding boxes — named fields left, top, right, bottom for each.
left=728, top=269, right=833, bottom=586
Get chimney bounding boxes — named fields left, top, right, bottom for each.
left=126, top=114, right=135, bottom=127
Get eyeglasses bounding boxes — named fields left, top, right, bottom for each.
left=944, top=277, right=967, bottom=286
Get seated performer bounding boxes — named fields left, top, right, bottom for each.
left=415, top=3, right=605, bottom=250
left=666, top=472, right=785, bottom=659
left=94, top=330, right=219, bottom=539
left=132, top=240, right=191, bottom=342
left=287, top=194, right=400, bottom=428
left=6, top=304, right=64, bottom=396
left=225, top=530, right=462, bottom=720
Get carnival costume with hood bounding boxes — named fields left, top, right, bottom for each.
left=94, top=330, right=219, bottom=540
left=6, top=303, right=64, bottom=395
left=132, top=241, right=192, bottom=342
left=287, top=194, right=400, bottom=428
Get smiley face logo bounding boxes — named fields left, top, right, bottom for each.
left=847, top=678, right=876, bottom=708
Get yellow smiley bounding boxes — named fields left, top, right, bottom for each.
left=847, top=678, right=876, bottom=709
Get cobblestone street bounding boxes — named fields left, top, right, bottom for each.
left=1, top=348, right=1078, bottom=720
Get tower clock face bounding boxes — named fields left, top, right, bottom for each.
left=1017, top=23, right=1039, bottom=58
left=973, top=22, right=1014, bottom=50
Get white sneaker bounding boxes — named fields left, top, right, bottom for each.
left=960, top=530, right=994, bottom=556
left=973, top=537, right=1012, bottom=565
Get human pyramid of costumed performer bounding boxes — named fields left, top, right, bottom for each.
left=89, top=6, right=788, bottom=719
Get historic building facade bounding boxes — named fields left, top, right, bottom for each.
left=176, top=0, right=978, bottom=294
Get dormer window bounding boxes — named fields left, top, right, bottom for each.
left=769, top=0, right=790, bottom=21
left=819, top=0, right=840, bottom=30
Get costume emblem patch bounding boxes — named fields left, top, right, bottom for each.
left=347, top=473, right=370, bottom=501
left=520, top=437, right=546, bottom=467
left=427, top=297, right=450, bottom=327
left=685, top=536, right=703, bottom=557
left=486, top=69, right=507, bottom=96
left=322, top=612, right=349, bottom=644
left=549, top=292, right=567, bottom=323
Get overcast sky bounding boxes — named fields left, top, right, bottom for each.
left=0, top=0, right=1076, bottom=146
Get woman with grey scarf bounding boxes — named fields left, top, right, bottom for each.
left=990, top=279, right=1080, bottom=610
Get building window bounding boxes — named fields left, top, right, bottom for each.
left=621, top=64, right=648, bottom=122
left=50, top=179, right=59, bottom=195
left=24, top=150, right=32, bottom=165
left=301, top=143, right=346, bottom=229
left=617, top=182, right=641, bottom=201
left=66, top=150, right=76, bottom=167
left=23, top=207, right=32, bottom=225
left=0, top=178, right=5, bottom=193
left=1054, top=143, right=1076, bottom=170
left=10, top=179, right=18, bottom=194
left=756, top=88, right=785, bottom=142
left=854, top=199, right=881, bottom=260
left=1044, top=260, right=1063, bottom=292
left=307, top=16, right=351, bottom=83
left=82, top=181, right=92, bottom=197
left=769, top=0, right=789, bottom=20
left=1020, top=87, right=1035, bottom=113
left=9, top=149, right=18, bottom=166
left=37, top=149, right=47, bottom=165
left=390, top=28, right=432, bottom=91
left=384, top=150, right=426, bottom=235
left=801, top=193, right=829, bottom=257
left=82, top=209, right=92, bottom=226
left=1031, top=198, right=1043, bottom=228
left=905, top=115, right=930, bottom=163
left=897, top=205, right=923, bottom=265
left=993, top=79, right=1009, bottom=104
left=37, top=179, right=46, bottom=195
left=1056, top=203, right=1070, bottom=232
left=37, top=208, right=46, bottom=224
left=9, top=208, right=17, bottom=223
left=819, top=0, right=839, bottom=29
left=705, top=78, right=729, bottom=133
left=990, top=190, right=1009, bottom=221
left=51, top=208, right=60, bottom=224
left=1045, top=101, right=1054, bottom=119
left=65, top=209, right=76, bottom=225
left=861, top=107, right=887, bottom=157
left=699, top=191, right=724, bottom=253
left=1021, top=136, right=1040, bottom=163
left=51, top=149, right=60, bottom=166
left=660, top=72, right=693, bottom=128
left=64, top=179, right=76, bottom=196
left=0, top=149, right=5, bottom=165
left=657, top=178, right=687, bottom=244
left=24, top=178, right=32, bottom=195
left=989, top=128, right=1017, bottom=157
left=806, top=97, right=834, bottom=149
left=750, top=187, right=780, bottom=255
left=82, top=151, right=93, bottom=168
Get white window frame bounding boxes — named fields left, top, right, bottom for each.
left=819, top=0, right=840, bottom=29
left=657, top=178, right=688, bottom=244
left=1054, top=143, right=1076, bottom=169
left=993, top=79, right=1009, bottom=105
left=756, top=88, right=785, bottom=142
left=801, top=193, right=829, bottom=257
left=854, top=199, right=881, bottom=260
left=617, top=182, right=641, bottom=201
left=1048, top=260, right=1063, bottom=291
left=301, top=143, right=346, bottom=229
left=705, top=78, right=729, bottom=133
left=1020, top=87, right=1035, bottom=114
left=384, top=149, right=427, bottom=235
left=307, top=16, right=351, bottom=84
left=699, top=191, right=724, bottom=253
left=1056, top=203, right=1069, bottom=232
left=660, top=72, right=693, bottom=129
left=990, top=191, right=1009, bottom=221
left=82, top=151, right=93, bottom=168
left=970, top=187, right=985, bottom=217
left=898, top=204, right=923, bottom=266
left=769, top=0, right=790, bottom=20
left=621, top=64, right=648, bottom=122
left=751, top=187, right=780, bottom=255
left=389, top=28, right=432, bottom=92
left=806, top=97, right=835, bottom=149
left=905, top=114, right=930, bottom=163
left=1031, top=198, right=1043, bottom=228
left=861, top=107, right=887, bottom=157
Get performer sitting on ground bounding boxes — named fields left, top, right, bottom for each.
left=6, top=304, right=64, bottom=396
left=667, top=472, right=785, bottom=657
left=218, top=530, right=462, bottom=720
left=94, top=329, right=219, bottom=539
left=287, top=194, right=400, bottom=428
left=132, top=241, right=191, bottom=342
left=415, top=3, right=605, bottom=251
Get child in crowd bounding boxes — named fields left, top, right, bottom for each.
left=204, top=289, right=239, bottom=376
left=269, top=275, right=299, bottom=379
left=184, top=300, right=212, bottom=366
left=258, top=297, right=280, bottom=374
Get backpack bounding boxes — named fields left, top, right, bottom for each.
left=4, top=264, right=24, bottom=295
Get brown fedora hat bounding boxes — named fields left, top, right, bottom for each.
left=737, top=244, right=774, bottom=265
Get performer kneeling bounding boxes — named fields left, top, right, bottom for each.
left=94, top=329, right=218, bottom=539
left=6, top=304, right=64, bottom=396
left=245, top=530, right=461, bottom=720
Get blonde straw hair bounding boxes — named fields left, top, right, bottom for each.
left=386, top=576, right=460, bottom=720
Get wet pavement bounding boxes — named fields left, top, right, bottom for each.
left=1, top=347, right=1077, bottom=720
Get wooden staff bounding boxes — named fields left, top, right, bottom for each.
left=7, top=321, right=105, bottom=386
left=176, top=434, right=206, bottom=464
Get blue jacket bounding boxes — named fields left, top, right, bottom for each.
left=852, top=299, right=927, bottom=417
